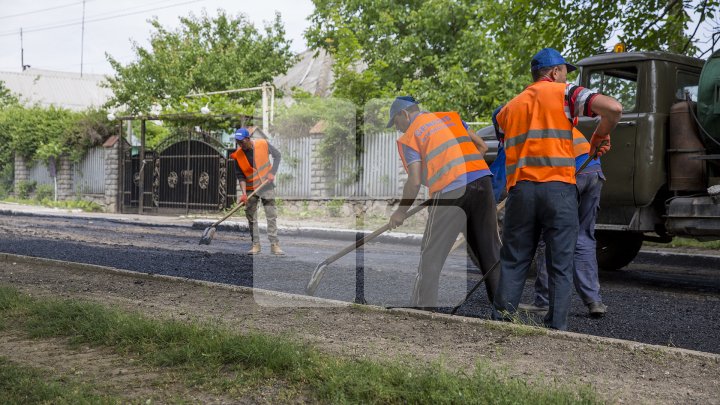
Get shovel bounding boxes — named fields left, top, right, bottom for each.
left=198, top=180, right=269, bottom=245
left=305, top=199, right=432, bottom=296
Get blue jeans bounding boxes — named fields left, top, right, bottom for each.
left=492, top=181, right=579, bottom=330
left=533, top=172, right=604, bottom=306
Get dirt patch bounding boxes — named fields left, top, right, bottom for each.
left=1, top=255, right=719, bottom=404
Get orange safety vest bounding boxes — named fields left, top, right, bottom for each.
left=230, top=139, right=272, bottom=191
left=396, top=112, right=490, bottom=195
left=496, top=81, right=576, bottom=190
left=572, top=128, right=590, bottom=157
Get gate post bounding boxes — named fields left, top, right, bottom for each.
left=138, top=120, right=146, bottom=214
left=103, top=135, right=121, bottom=213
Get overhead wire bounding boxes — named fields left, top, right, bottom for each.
left=0, top=0, right=207, bottom=38
left=0, top=0, right=96, bottom=20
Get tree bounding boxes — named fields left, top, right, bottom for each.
left=105, top=10, right=295, bottom=117
left=306, top=0, right=719, bottom=121
left=0, top=80, right=18, bottom=108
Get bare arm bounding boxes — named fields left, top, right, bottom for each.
left=588, top=94, right=622, bottom=156
left=590, top=94, right=623, bottom=136
left=390, top=162, right=422, bottom=228
left=467, top=129, right=489, bottom=156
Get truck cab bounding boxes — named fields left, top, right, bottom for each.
left=480, top=50, right=720, bottom=270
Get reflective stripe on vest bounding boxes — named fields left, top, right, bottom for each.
left=230, top=139, right=271, bottom=191
left=572, top=128, right=591, bottom=157
left=396, top=112, right=489, bottom=195
left=497, top=81, right=576, bottom=190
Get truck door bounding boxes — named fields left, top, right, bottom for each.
left=576, top=65, right=640, bottom=207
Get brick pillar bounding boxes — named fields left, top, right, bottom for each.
left=309, top=133, right=332, bottom=198
left=104, top=137, right=121, bottom=212
left=56, top=155, right=73, bottom=201
left=13, top=152, right=28, bottom=195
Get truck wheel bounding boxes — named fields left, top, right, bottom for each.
left=595, top=231, right=643, bottom=271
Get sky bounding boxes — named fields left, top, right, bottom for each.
left=0, top=0, right=315, bottom=75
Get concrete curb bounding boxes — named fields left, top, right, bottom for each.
left=2, top=252, right=719, bottom=363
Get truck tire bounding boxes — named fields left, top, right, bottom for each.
left=595, top=231, right=643, bottom=270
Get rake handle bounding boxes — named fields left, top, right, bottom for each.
left=210, top=180, right=269, bottom=227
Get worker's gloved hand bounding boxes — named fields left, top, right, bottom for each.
left=238, top=194, right=248, bottom=205
left=265, top=173, right=275, bottom=183
left=589, top=133, right=611, bottom=158
left=389, top=210, right=406, bottom=229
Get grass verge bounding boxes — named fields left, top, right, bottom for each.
left=2, top=197, right=103, bottom=212
left=0, top=285, right=601, bottom=404
left=0, top=356, right=120, bottom=404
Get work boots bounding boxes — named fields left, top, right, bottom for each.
left=270, top=243, right=285, bottom=256
left=247, top=243, right=261, bottom=255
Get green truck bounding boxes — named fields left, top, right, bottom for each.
left=479, top=49, right=720, bottom=270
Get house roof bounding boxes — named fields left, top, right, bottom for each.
left=274, top=49, right=335, bottom=98
left=0, top=68, right=113, bottom=111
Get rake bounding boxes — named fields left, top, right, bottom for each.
left=198, top=181, right=269, bottom=245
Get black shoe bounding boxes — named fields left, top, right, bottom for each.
left=588, top=302, right=607, bottom=318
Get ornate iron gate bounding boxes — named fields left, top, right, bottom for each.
left=152, top=138, right=228, bottom=213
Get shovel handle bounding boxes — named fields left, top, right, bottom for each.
left=318, top=200, right=431, bottom=268
left=210, top=180, right=269, bottom=227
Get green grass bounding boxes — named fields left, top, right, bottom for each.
left=2, top=196, right=103, bottom=212
left=0, top=286, right=601, bottom=404
left=0, top=356, right=120, bottom=404
left=661, top=237, right=720, bottom=250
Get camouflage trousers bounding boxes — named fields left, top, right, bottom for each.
left=245, top=188, right=279, bottom=244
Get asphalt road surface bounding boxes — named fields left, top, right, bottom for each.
left=1, top=214, right=719, bottom=354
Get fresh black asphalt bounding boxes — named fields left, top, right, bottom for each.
left=0, top=217, right=719, bottom=354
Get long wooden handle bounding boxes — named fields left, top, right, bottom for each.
left=319, top=200, right=431, bottom=267
left=211, top=180, right=269, bottom=227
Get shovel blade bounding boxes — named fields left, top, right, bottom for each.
left=305, top=262, right=329, bottom=296
left=198, top=227, right=216, bottom=245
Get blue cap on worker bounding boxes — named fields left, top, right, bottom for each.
left=234, top=127, right=251, bottom=141
left=386, top=96, right=418, bottom=128
left=530, top=48, right=577, bottom=72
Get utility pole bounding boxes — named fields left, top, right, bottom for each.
left=80, top=0, right=86, bottom=76
left=20, top=28, right=29, bottom=71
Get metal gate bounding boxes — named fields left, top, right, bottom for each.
left=153, top=138, right=227, bottom=213
left=122, top=137, right=231, bottom=214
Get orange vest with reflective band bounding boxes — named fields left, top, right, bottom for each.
left=230, top=139, right=271, bottom=191
left=497, top=81, right=576, bottom=190
left=396, top=112, right=490, bottom=195
left=572, top=128, right=591, bottom=157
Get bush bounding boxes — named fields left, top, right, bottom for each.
left=327, top=198, right=345, bottom=217
left=34, top=184, right=54, bottom=201
left=15, top=180, right=36, bottom=199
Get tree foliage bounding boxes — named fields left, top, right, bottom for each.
left=306, top=0, right=719, bottom=121
left=0, top=80, right=18, bottom=108
left=105, top=10, right=295, bottom=118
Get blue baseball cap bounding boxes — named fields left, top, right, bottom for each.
left=530, top=48, right=577, bottom=72
left=386, top=96, right=418, bottom=128
left=234, top=128, right=250, bottom=141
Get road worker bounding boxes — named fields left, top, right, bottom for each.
left=520, top=129, right=608, bottom=318
left=387, top=96, right=500, bottom=308
left=491, top=48, right=621, bottom=330
left=230, top=127, right=284, bottom=255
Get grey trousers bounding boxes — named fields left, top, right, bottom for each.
left=534, top=172, right=604, bottom=306
left=412, top=176, right=501, bottom=307
left=245, top=188, right=279, bottom=244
